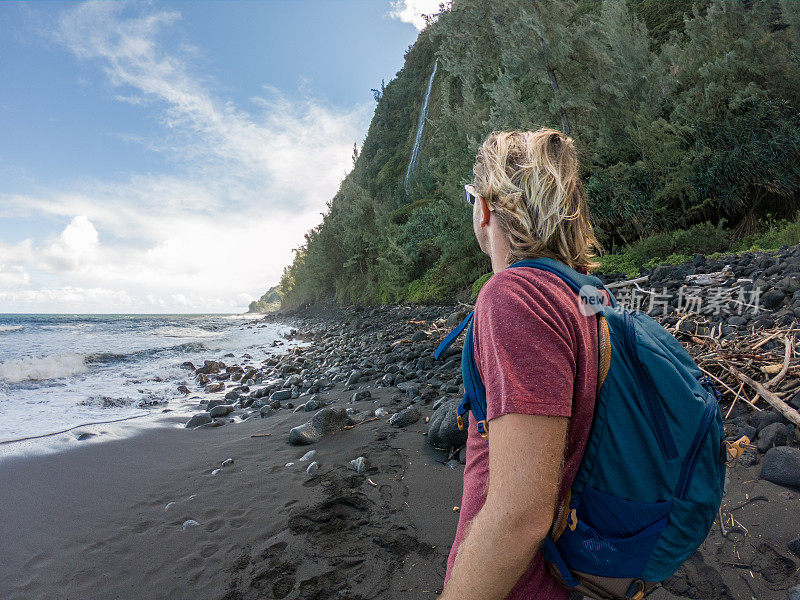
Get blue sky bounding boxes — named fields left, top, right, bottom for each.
left=0, top=0, right=440, bottom=312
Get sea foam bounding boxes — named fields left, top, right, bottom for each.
left=0, top=325, right=24, bottom=333
left=0, top=353, right=88, bottom=383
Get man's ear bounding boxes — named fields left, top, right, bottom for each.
left=480, top=196, right=492, bottom=228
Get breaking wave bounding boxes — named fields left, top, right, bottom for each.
left=0, top=353, right=88, bottom=383
left=0, top=325, right=24, bottom=333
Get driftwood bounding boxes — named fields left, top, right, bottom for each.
left=726, top=364, right=800, bottom=428
left=652, top=312, right=800, bottom=425
left=606, top=276, right=649, bottom=289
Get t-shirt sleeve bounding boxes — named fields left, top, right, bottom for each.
left=474, top=273, right=577, bottom=421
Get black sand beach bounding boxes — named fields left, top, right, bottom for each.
left=2, top=289, right=800, bottom=599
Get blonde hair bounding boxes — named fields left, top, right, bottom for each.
left=473, top=129, right=600, bottom=270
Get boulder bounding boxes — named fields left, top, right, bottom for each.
left=411, top=330, right=428, bottom=342
left=288, top=407, right=351, bottom=445
left=351, top=390, right=371, bottom=402
left=185, top=413, right=212, bottom=428
left=761, top=289, right=786, bottom=310
left=757, top=422, right=788, bottom=453
left=389, top=406, right=420, bottom=428
left=208, top=404, right=234, bottom=418
left=269, top=389, right=291, bottom=403
left=761, top=446, right=800, bottom=488
left=427, top=399, right=467, bottom=449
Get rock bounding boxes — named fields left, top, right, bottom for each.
left=788, top=536, right=800, bottom=559
left=397, top=382, right=420, bottom=398
left=350, top=456, right=367, bottom=473
left=285, top=462, right=294, bottom=467
left=751, top=409, right=784, bottom=432
left=761, top=446, right=800, bottom=488
left=304, top=398, right=323, bottom=411
left=778, top=276, right=800, bottom=293
left=206, top=382, right=225, bottom=393
left=182, top=520, right=200, bottom=530
left=165, top=502, right=175, bottom=511
left=411, top=330, right=428, bottom=342
left=269, top=389, right=291, bottom=402
left=389, top=406, right=420, bottom=428
left=306, top=461, right=319, bottom=475
left=351, top=390, right=371, bottom=402
left=761, top=289, right=786, bottom=310
left=288, top=407, right=351, bottom=445
left=374, top=407, right=389, bottom=418
left=739, top=448, right=761, bottom=467
left=757, top=422, right=788, bottom=453
left=181, top=361, right=196, bottom=371
left=208, top=404, right=234, bottom=418
left=177, top=385, right=190, bottom=394
left=346, top=370, right=363, bottom=385
left=458, top=446, right=467, bottom=464
left=788, top=585, right=800, bottom=600
left=259, top=406, right=276, bottom=418
left=76, top=432, right=95, bottom=441
left=185, top=413, right=212, bottom=428
left=299, top=450, right=317, bottom=462
left=446, top=309, right=469, bottom=328
left=727, top=315, right=748, bottom=327
left=211, top=468, right=222, bottom=475
left=427, top=399, right=468, bottom=449
left=221, top=458, right=234, bottom=467
left=734, top=425, right=757, bottom=443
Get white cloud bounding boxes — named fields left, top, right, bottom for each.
left=0, top=1, right=373, bottom=313
left=389, top=0, right=446, bottom=30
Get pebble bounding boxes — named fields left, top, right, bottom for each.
left=285, top=462, right=295, bottom=467
left=299, top=450, right=317, bottom=462
left=211, top=468, right=222, bottom=475
left=306, top=461, right=319, bottom=475
left=182, top=520, right=200, bottom=530
left=221, top=458, right=234, bottom=467
left=788, top=535, right=800, bottom=559
left=789, top=585, right=800, bottom=600
left=350, top=456, right=367, bottom=474
left=375, top=407, right=389, bottom=418
left=165, top=502, right=175, bottom=512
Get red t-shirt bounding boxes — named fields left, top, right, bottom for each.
left=444, top=267, right=599, bottom=599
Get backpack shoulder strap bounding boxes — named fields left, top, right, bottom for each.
left=510, top=257, right=617, bottom=308
left=434, top=311, right=473, bottom=360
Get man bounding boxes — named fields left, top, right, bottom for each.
left=439, top=129, right=601, bottom=600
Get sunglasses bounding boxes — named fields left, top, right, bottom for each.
left=464, top=184, right=494, bottom=210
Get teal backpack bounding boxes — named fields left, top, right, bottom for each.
left=434, top=258, right=728, bottom=600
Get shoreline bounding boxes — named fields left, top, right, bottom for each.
left=2, top=294, right=800, bottom=599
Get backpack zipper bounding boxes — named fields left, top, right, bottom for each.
left=675, top=391, right=718, bottom=499
left=622, top=312, right=679, bottom=461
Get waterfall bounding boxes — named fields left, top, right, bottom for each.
left=403, top=58, right=438, bottom=196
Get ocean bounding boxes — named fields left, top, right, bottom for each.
left=0, top=314, right=291, bottom=457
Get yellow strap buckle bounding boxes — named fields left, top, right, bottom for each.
left=476, top=419, right=489, bottom=440
left=725, top=435, right=753, bottom=462
left=568, top=509, right=578, bottom=532
left=456, top=414, right=464, bottom=430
